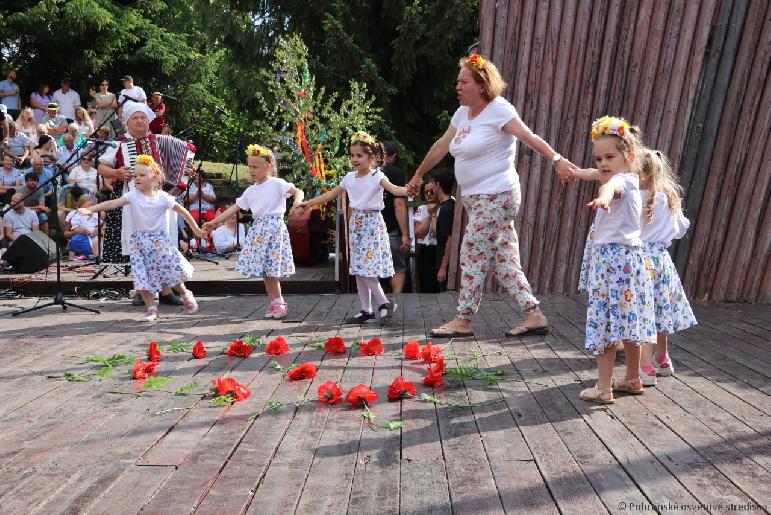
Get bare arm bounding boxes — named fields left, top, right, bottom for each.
left=291, top=184, right=344, bottom=216
left=587, top=180, right=622, bottom=212
left=414, top=207, right=434, bottom=239
left=80, top=196, right=129, bottom=214
left=408, top=125, right=457, bottom=191
left=288, top=186, right=304, bottom=210
left=380, top=177, right=409, bottom=197
left=437, top=235, right=452, bottom=282
left=4, top=226, right=13, bottom=241
left=98, top=162, right=132, bottom=182
left=503, top=116, right=578, bottom=180
left=172, top=203, right=206, bottom=237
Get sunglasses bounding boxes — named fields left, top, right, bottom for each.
left=100, top=83, right=108, bottom=86
left=424, top=189, right=435, bottom=194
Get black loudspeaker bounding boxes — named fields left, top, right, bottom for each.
left=4, top=232, right=56, bottom=273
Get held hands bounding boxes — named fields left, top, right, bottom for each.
left=586, top=197, right=610, bottom=212
left=200, top=221, right=216, bottom=234
left=406, top=179, right=421, bottom=197
left=190, top=225, right=207, bottom=239
left=291, top=202, right=310, bottom=217
left=554, top=159, right=579, bottom=183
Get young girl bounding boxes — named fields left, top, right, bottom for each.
left=65, top=195, right=100, bottom=259
left=577, top=116, right=656, bottom=404
left=79, top=155, right=204, bottom=321
left=292, top=131, right=409, bottom=325
left=638, top=150, right=697, bottom=385
left=202, top=144, right=303, bottom=319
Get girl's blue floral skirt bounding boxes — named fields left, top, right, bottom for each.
left=130, top=231, right=193, bottom=292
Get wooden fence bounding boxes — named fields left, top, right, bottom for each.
left=466, top=0, right=769, bottom=302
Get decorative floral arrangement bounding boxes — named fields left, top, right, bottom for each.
left=245, top=143, right=271, bottom=157
left=590, top=115, right=631, bottom=141
left=468, top=53, right=486, bottom=70
left=350, top=130, right=375, bottom=145
left=135, top=154, right=154, bottom=166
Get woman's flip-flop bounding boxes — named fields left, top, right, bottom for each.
left=505, top=325, right=549, bottom=337
left=429, top=325, right=474, bottom=338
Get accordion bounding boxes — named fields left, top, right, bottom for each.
left=119, top=135, right=196, bottom=196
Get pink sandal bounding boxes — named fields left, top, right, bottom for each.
left=655, top=353, right=675, bottom=376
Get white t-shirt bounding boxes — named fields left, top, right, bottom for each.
left=235, top=177, right=294, bottom=218
left=66, top=210, right=99, bottom=233
left=186, top=182, right=216, bottom=212
left=412, top=204, right=437, bottom=245
left=449, top=96, right=521, bottom=196
left=123, top=189, right=176, bottom=233
left=119, top=86, right=147, bottom=103
left=339, top=170, right=386, bottom=210
left=640, top=191, right=690, bottom=247
left=593, top=173, right=643, bottom=247
left=68, top=166, right=99, bottom=193
left=51, top=89, right=81, bottom=120
left=3, top=208, right=38, bottom=238
left=212, top=223, right=246, bottom=253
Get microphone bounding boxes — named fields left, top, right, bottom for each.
left=86, top=138, right=119, bottom=148
left=120, top=93, right=139, bottom=102
left=161, top=94, right=180, bottom=101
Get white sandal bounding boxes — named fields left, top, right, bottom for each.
left=580, top=386, right=614, bottom=404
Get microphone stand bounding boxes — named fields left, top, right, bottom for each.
left=183, top=161, right=217, bottom=264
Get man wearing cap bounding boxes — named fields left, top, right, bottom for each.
left=149, top=92, right=166, bottom=134
left=119, top=76, right=147, bottom=104
left=41, top=103, right=68, bottom=135
left=0, top=69, right=21, bottom=120
left=98, top=101, right=193, bottom=305
left=51, top=79, right=81, bottom=122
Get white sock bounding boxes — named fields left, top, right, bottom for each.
left=360, top=276, right=388, bottom=307
left=355, top=276, right=372, bottom=312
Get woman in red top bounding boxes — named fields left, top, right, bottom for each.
left=149, top=92, right=166, bottom=134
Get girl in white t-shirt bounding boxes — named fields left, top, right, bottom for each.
left=80, top=155, right=205, bottom=321
left=203, top=144, right=304, bottom=319
left=293, top=131, right=409, bottom=325
left=65, top=195, right=100, bottom=259
left=576, top=116, right=655, bottom=404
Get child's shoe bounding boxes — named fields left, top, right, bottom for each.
left=272, top=300, right=288, bottom=319
left=144, top=306, right=159, bottom=322
left=641, top=365, right=657, bottom=387
left=378, top=301, right=397, bottom=326
left=344, top=310, right=375, bottom=324
left=654, top=353, right=674, bottom=376
left=182, top=291, right=198, bottom=314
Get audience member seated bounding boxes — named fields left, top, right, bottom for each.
left=30, top=82, right=53, bottom=123
left=0, top=153, right=22, bottom=205
left=42, top=103, right=68, bottom=135
left=57, top=134, right=81, bottom=170
left=64, top=195, right=100, bottom=260
left=58, top=123, right=86, bottom=148
left=67, top=154, right=98, bottom=193
left=5, top=121, right=31, bottom=168
left=18, top=172, right=49, bottom=233
left=3, top=192, right=39, bottom=244
left=184, top=170, right=217, bottom=223
left=52, top=78, right=81, bottom=122
left=412, top=181, right=440, bottom=293
left=73, top=106, right=93, bottom=136
left=16, top=107, right=38, bottom=144
left=30, top=157, right=54, bottom=206
left=33, top=135, right=58, bottom=168
left=212, top=205, right=246, bottom=254
left=57, top=183, right=85, bottom=230
left=0, top=105, right=10, bottom=142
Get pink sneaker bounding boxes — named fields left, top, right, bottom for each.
left=654, top=354, right=675, bottom=376
left=272, top=301, right=288, bottom=319
left=182, top=291, right=198, bottom=314
left=144, top=306, right=159, bottom=322
left=264, top=303, right=279, bottom=318
left=640, top=364, right=657, bottom=386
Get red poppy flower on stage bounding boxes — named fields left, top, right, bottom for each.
left=147, top=342, right=162, bottom=362
left=287, top=363, right=317, bottom=381
left=359, top=337, right=384, bottom=356
left=346, top=384, right=379, bottom=407
left=232, top=382, right=251, bottom=401
left=265, top=336, right=289, bottom=355
left=212, top=377, right=250, bottom=401
left=422, top=356, right=445, bottom=387
left=324, top=336, right=347, bottom=354
left=420, top=342, right=443, bottom=363
left=133, top=358, right=158, bottom=380
left=317, top=381, right=344, bottom=404
left=192, top=340, right=206, bottom=359
left=387, top=376, right=417, bottom=401
left=403, top=340, right=421, bottom=359
left=227, top=339, right=253, bottom=357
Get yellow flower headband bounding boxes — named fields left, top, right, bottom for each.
left=468, top=54, right=486, bottom=70
left=351, top=131, right=375, bottom=145
left=135, top=154, right=155, bottom=166
left=245, top=144, right=271, bottom=157
left=590, top=115, right=631, bottom=141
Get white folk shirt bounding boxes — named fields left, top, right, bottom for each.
left=593, top=172, right=643, bottom=247
left=640, top=191, right=690, bottom=247
left=123, top=189, right=176, bottom=233
left=339, top=170, right=386, bottom=210
left=235, top=177, right=294, bottom=218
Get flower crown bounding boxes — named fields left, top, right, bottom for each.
left=590, top=115, right=631, bottom=141
left=135, top=154, right=155, bottom=166
left=468, top=54, right=486, bottom=70
left=351, top=131, right=375, bottom=145
left=245, top=144, right=271, bottom=158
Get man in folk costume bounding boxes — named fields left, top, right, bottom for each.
left=98, top=101, right=195, bottom=305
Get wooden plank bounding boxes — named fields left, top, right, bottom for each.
left=491, top=0, right=509, bottom=67
left=479, top=0, right=497, bottom=56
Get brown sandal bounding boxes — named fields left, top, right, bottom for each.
left=611, top=377, right=644, bottom=395
left=579, top=386, right=614, bottom=404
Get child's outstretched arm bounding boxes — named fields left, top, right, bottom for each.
left=574, top=168, right=604, bottom=182
left=291, top=184, right=344, bottom=216
left=288, top=186, right=305, bottom=216
left=202, top=204, right=240, bottom=233
left=586, top=180, right=622, bottom=212
left=380, top=177, right=409, bottom=197
left=172, top=203, right=207, bottom=238
left=78, top=196, right=128, bottom=215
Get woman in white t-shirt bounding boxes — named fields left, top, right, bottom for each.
left=412, top=182, right=439, bottom=293
left=183, top=170, right=217, bottom=223
left=408, top=54, right=578, bottom=339
left=67, top=154, right=99, bottom=193
left=202, top=144, right=304, bottom=320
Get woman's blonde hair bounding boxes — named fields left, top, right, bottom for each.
left=459, top=54, right=507, bottom=100
left=16, top=107, right=34, bottom=127
left=640, top=149, right=683, bottom=223
left=75, top=106, right=89, bottom=122
left=135, top=154, right=163, bottom=189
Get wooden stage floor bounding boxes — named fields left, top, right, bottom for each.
left=0, top=293, right=768, bottom=514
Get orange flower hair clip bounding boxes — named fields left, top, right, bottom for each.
left=468, top=54, right=486, bottom=70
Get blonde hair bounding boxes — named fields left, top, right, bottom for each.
left=16, top=107, right=35, bottom=128
left=459, top=55, right=507, bottom=100
left=135, top=155, right=163, bottom=189
left=246, top=147, right=277, bottom=177
left=77, top=195, right=94, bottom=208
left=640, top=149, right=683, bottom=224
left=75, top=106, right=89, bottom=122
left=593, top=124, right=645, bottom=175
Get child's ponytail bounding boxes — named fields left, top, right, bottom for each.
left=641, top=149, right=683, bottom=224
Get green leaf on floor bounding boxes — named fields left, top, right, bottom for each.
left=140, top=376, right=172, bottom=392
left=174, top=381, right=200, bottom=395
left=63, top=372, right=90, bottom=382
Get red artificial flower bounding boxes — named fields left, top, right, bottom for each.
left=227, top=339, right=253, bottom=357
left=359, top=337, right=384, bottom=356
left=317, top=381, right=344, bottom=404
left=422, top=356, right=445, bottom=387
left=287, top=363, right=318, bottom=381
left=192, top=340, right=206, bottom=359
left=403, top=340, right=421, bottom=359
left=324, top=336, right=347, bottom=354
left=147, top=342, right=162, bottom=362
left=265, top=336, right=289, bottom=355
left=133, top=358, right=158, bottom=380
left=387, top=376, right=417, bottom=401
left=420, top=342, right=443, bottom=363
left=232, top=382, right=251, bottom=401
left=346, top=384, right=379, bottom=407
left=211, top=377, right=251, bottom=401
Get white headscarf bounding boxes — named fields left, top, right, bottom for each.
left=122, top=101, right=155, bottom=124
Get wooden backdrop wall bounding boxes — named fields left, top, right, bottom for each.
left=464, top=0, right=770, bottom=303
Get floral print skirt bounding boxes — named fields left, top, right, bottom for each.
left=578, top=219, right=596, bottom=293
left=236, top=215, right=295, bottom=278
left=644, top=242, right=697, bottom=334
left=129, top=231, right=193, bottom=292
left=348, top=209, right=394, bottom=278
left=585, top=243, right=655, bottom=354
